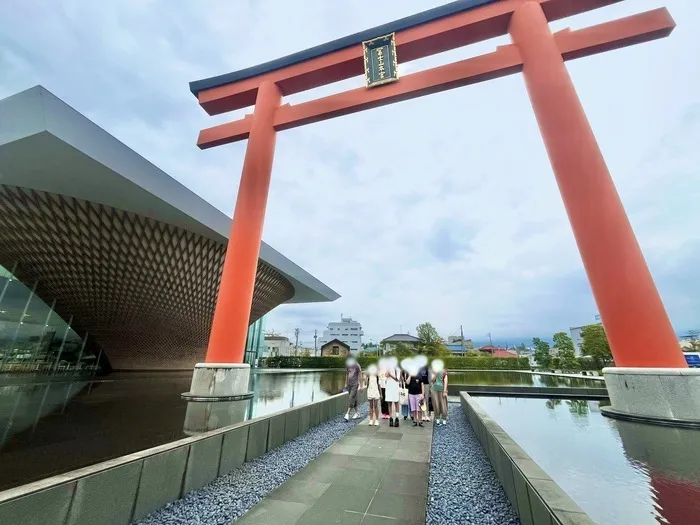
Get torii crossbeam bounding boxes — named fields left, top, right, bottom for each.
left=189, top=0, right=686, bottom=370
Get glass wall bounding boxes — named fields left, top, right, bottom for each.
left=244, top=315, right=267, bottom=367
left=0, top=264, right=103, bottom=374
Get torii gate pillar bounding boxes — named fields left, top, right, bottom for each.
left=508, top=2, right=698, bottom=427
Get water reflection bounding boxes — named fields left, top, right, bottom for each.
left=181, top=370, right=349, bottom=435
left=0, top=370, right=346, bottom=491
left=320, top=371, right=346, bottom=396
left=477, top=396, right=700, bottom=524
left=0, top=381, right=88, bottom=445
left=448, top=371, right=604, bottom=388
left=543, top=398, right=590, bottom=417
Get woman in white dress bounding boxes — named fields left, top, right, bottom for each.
left=384, top=358, right=401, bottom=427
left=365, top=364, right=381, bottom=426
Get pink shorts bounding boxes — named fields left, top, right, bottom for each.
left=408, top=394, right=422, bottom=412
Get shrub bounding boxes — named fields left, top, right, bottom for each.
left=259, top=356, right=344, bottom=369
left=258, top=355, right=528, bottom=370
left=442, top=357, right=530, bottom=370
left=533, top=356, right=603, bottom=372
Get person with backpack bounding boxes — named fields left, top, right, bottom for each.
left=430, top=362, right=449, bottom=425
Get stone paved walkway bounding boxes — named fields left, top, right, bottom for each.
left=236, top=417, right=432, bottom=524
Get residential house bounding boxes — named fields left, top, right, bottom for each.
left=380, top=334, right=421, bottom=355
left=320, top=338, right=351, bottom=357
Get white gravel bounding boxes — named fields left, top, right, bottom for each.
left=427, top=404, right=520, bottom=525
left=136, top=405, right=369, bottom=525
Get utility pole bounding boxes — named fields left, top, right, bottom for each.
left=314, top=329, right=318, bottom=356
left=294, top=328, right=300, bottom=356
left=460, top=324, right=465, bottom=355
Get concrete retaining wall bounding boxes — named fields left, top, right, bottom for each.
left=449, top=384, right=608, bottom=398
left=0, top=389, right=366, bottom=525
left=461, top=393, right=595, bottom=525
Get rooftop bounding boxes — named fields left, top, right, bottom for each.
left=321, top=338, right=351, bottom=349
left=0, top=86, right=339, bottom=304
left=264, top=335, right=290, bottom=342
left=381, top=334, right=421, bottom=343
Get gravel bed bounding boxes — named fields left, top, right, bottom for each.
left=136, top=404, right=369, bottom=525
left=427, top=403, right=520, bottom=525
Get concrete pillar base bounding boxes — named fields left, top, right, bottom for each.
left=181, top=363, right=253, bottom=401
left=183, top=399, right=250, bottom=435
left=601, top=367, right=700, bottom=428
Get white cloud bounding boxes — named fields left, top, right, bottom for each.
left=1, top=0, right=698, bottom=347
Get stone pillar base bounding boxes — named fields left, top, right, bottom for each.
left=183, top=399, right=250, bottom=435
left=602, top=367, right=700, bottom=428
left=181, top=363, right=253, bottom=401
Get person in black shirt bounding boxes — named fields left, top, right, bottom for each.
left=418, top=365, right=432, bottom=422
left=407, top=374, right=425, bottom=427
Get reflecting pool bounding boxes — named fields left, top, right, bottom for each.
left=0, top=369, right=607, bottom=493
left=0, top=370, right=346, bottom=491
left=475, top=396, right=700, bottom=525
left=448, top=370, right=605, bottom=388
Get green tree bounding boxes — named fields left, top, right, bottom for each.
left=416, top=322, right=450, bottom=356
left=417, top=322, right=441, bottom=345
left=545, top=398, right=562, bottom=410
left=532, top=337, right=551, bottom=369
left=553, top=332, right=578, bottom=371
left=567, top=399, right=589, bottom=416
left=423, top=343, right=452, bottom=357
left=388, top=342, right=415, bottom=357
left=580, top=324, right=612, bottom=368
left=516, top=343, right=527, bottom=354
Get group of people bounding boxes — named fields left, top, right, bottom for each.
left=344, top=357, right=449, bottom=428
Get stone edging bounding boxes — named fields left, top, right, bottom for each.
left=460, top=393, right=595, bottom=525
left=600, top=405, right=700, bottom=429
left=448, top=385, right=608, bottom=398
left=0, top=389, right=366, bottom=525
left=603, top=367, right=700, bottom=376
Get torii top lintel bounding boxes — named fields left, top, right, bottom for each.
left=191, top=0, right=674, bottom=147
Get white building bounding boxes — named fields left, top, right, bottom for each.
left=319, top=315, right=363, bottom=353
left=569, top=323, right=602, bottom=356
left=569, top=326, right=584, bottom=356
left=264, top=335, right=292, bottom=357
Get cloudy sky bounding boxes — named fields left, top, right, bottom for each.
left=1, top=0, right=698, bottom=347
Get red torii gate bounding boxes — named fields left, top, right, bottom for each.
left=190, top=0, right=686, bottom=369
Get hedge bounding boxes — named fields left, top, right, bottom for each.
left=258, top=355, right=530, bottom=371
left=534, top=356, right=604, bottom=372
left=443, top=356, right=530, bottom=370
